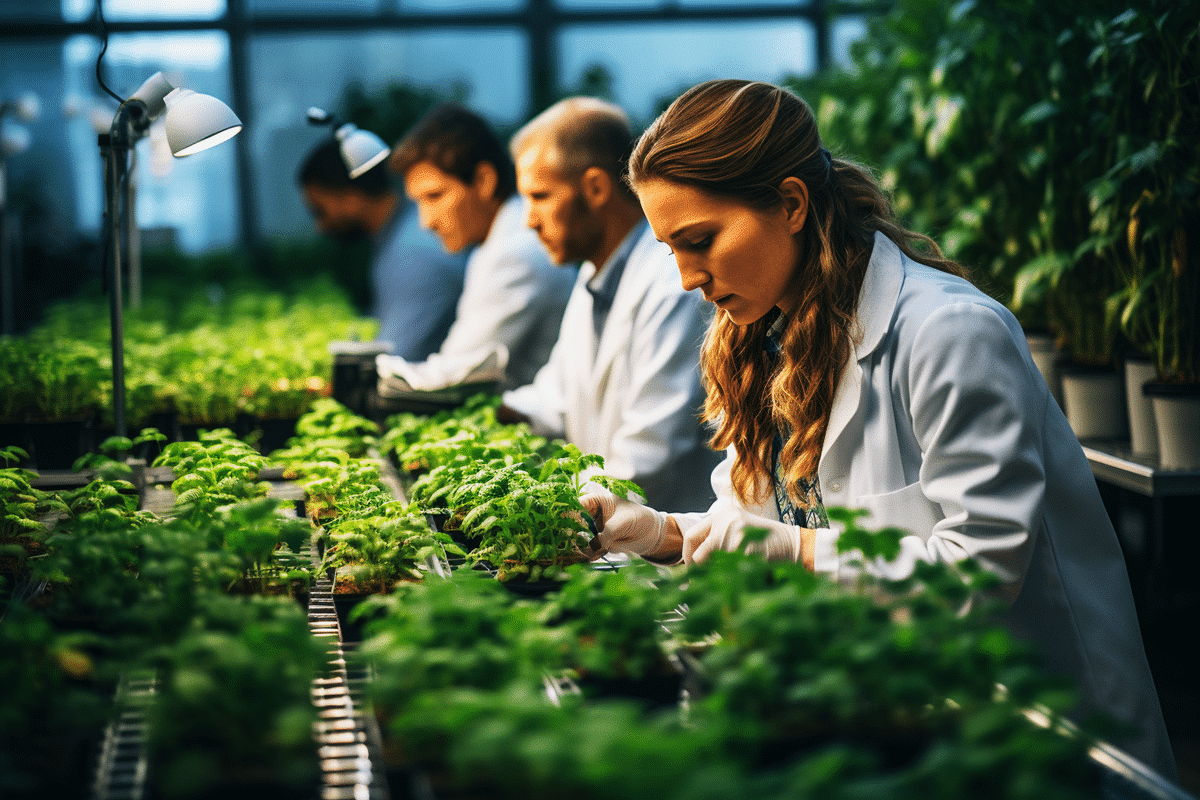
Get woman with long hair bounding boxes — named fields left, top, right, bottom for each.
left=583, top=79, right=1174, bottom=776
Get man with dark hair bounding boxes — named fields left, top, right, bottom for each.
left=383, top=103, right=574, bottom=390
left=298, top=136, right=467, bottom=360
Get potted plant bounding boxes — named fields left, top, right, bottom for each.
left=1096, top=3, right=1200, bottom=467
left=0, top=446, right=68, bottom=598
left=658, top=517, right=1101, bottom=799
left=320, top=492, right=462, bottom=639
left=0, top=337, right=106, bottom=470
left=139, top=593, right=331, bottom=799
left=439, top=445, right=640, bottom=586
left=353, top=568, right=561, bottom=786
left=151, top=431, right=271, bottom=523
left=537, top=559, right=684, bottom=707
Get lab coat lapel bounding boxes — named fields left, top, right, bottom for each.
left=590, top=283, right=633, bottom=392
left=590, top=231, right=646, bottom=386
left=820, top=232, right=905, bottom=465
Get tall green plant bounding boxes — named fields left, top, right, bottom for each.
left=786, top=0, right=1136, bottom=365
left=1087, top=3, right=1200, bottom=382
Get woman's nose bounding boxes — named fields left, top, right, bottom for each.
left=678, top=261, right=709, bottom=293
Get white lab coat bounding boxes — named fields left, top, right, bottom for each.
left=436, top=196, right=576, bottom=389
left=503, top=223, right=719, bottom=512
left=674, top=232, right=1175, bottom=777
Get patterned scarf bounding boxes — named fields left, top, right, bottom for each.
left=764, top=310, right=829, bottom=530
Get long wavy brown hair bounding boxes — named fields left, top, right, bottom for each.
left=628, top=79, right=970, bottom=507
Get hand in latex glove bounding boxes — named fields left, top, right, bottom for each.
left=580, top=489, right=679, bottom=561
left=682, top=507, right=808, bottom=566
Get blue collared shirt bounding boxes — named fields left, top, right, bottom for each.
left=585, top=218, right=647, bottom=339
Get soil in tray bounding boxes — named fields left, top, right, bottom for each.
left=223, top=578, right=311, bottom=613
left=332, top=574, right=399, bottom=643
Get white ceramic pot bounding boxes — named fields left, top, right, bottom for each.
left=1060, top=367, right=1126, bottom=441
left=1123, top=358, right=1159, bottom=456
left=1026, top=333, right=1064, bottom=409
left=1145, top=383, right=1200, bottom=470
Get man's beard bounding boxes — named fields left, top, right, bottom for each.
left=559, top=194, right=603, bottom=264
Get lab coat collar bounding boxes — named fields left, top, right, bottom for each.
left=820, top=231, right=905, bottom=465
left=585, top=218, right=647, bottom=300
left=855, top=231, right=906, bottom=359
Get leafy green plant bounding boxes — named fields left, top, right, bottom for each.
left=288, top=397, right=379, bottom=457
left=354, top=570, right=564, bottom=765
left=152, top=430, right=270, bottom=522
left=30, top=511, right=232, bottom=643
left=0, top=604, right=114, bottom=798
left=292, top=454, right=383, bottom=522
left=785, top=0, right=1153, bottom=367
left=659, top=516, right=1098, bottom=799
left=141, top=593, right=331, bottom=799
left=0, top=336, right=107, bottom=421
left=382, top=392, right=555, bottom=474
left=536, top=559, right=675, bottom=683
left=442, top=687, right=738, bottom=800
left=206, top=498, right=315, bottom=595
left=1, top=447, right=70, bottom=583
left=1088, top=2, right=1200, bottom=382
left=1, top=447, right=62, bottom=539
left=72, top=428, right=167, bottom=482
left=425, top=445, right=640, bottom=581
left=319, top=493, right=461, bottom=591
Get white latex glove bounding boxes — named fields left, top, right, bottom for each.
left=580, top=489, right=675, bottom=560
left=682, top=506, right=804, bottom=565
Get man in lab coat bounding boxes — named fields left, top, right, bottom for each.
left=500, top=97, right=719, bottom=512
left=386, top=103, right=575, bottom=390
left=298, top=136, right=467, bottom=360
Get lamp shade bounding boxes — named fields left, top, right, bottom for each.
left=335, top=123, right=390, bottom=178
left=163, top=88, right=242, bottom=157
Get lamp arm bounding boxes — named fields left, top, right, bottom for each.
left=127, top=72, right=174, bottom=120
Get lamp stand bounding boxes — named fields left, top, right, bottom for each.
left=101, top=100, right=148, bottom=440
left=0, top=155, right=13, bottom=335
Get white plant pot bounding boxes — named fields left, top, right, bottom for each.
left=1026, top=333, right=1064, bottom=409
left=1146, top=385, right=1200, bottom=470
left=1123, top=359, right=1158, bottom=456
left=1060, top=368, right=1126, bottom=441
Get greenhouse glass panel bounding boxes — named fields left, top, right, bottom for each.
left=559, top=20, right=817, bottom=126
left=831, top=15, right=869, bottom=70
left=399, top=0, right=524, bottom=11
left=60, top=0, right=226, bottom=22
left=554, top=0, right=657, bottom=8
left=246, top=0, right=380, bottom=14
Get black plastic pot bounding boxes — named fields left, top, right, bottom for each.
left=20, top=415, right=96, bottom=471
left=574, top=669, right=685, bottom=710
left=254, top=415, right=301, bottom=454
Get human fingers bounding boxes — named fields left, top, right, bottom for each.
left=681, top=517, right=714, bottom=565
left=578, top=490, right=616, bottom=527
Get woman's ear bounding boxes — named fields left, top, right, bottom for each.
left=778, top=176, right=809, bottom=234
left=472, top=161, right=499, bottom=201
left=580, top=166, right=613, bottom=210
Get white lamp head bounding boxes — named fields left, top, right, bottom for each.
left=164, top=88, right=242, bottom=156
left=334, top=122, right=390, bottom=179
left=126, top=71, right=241, bottom=157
